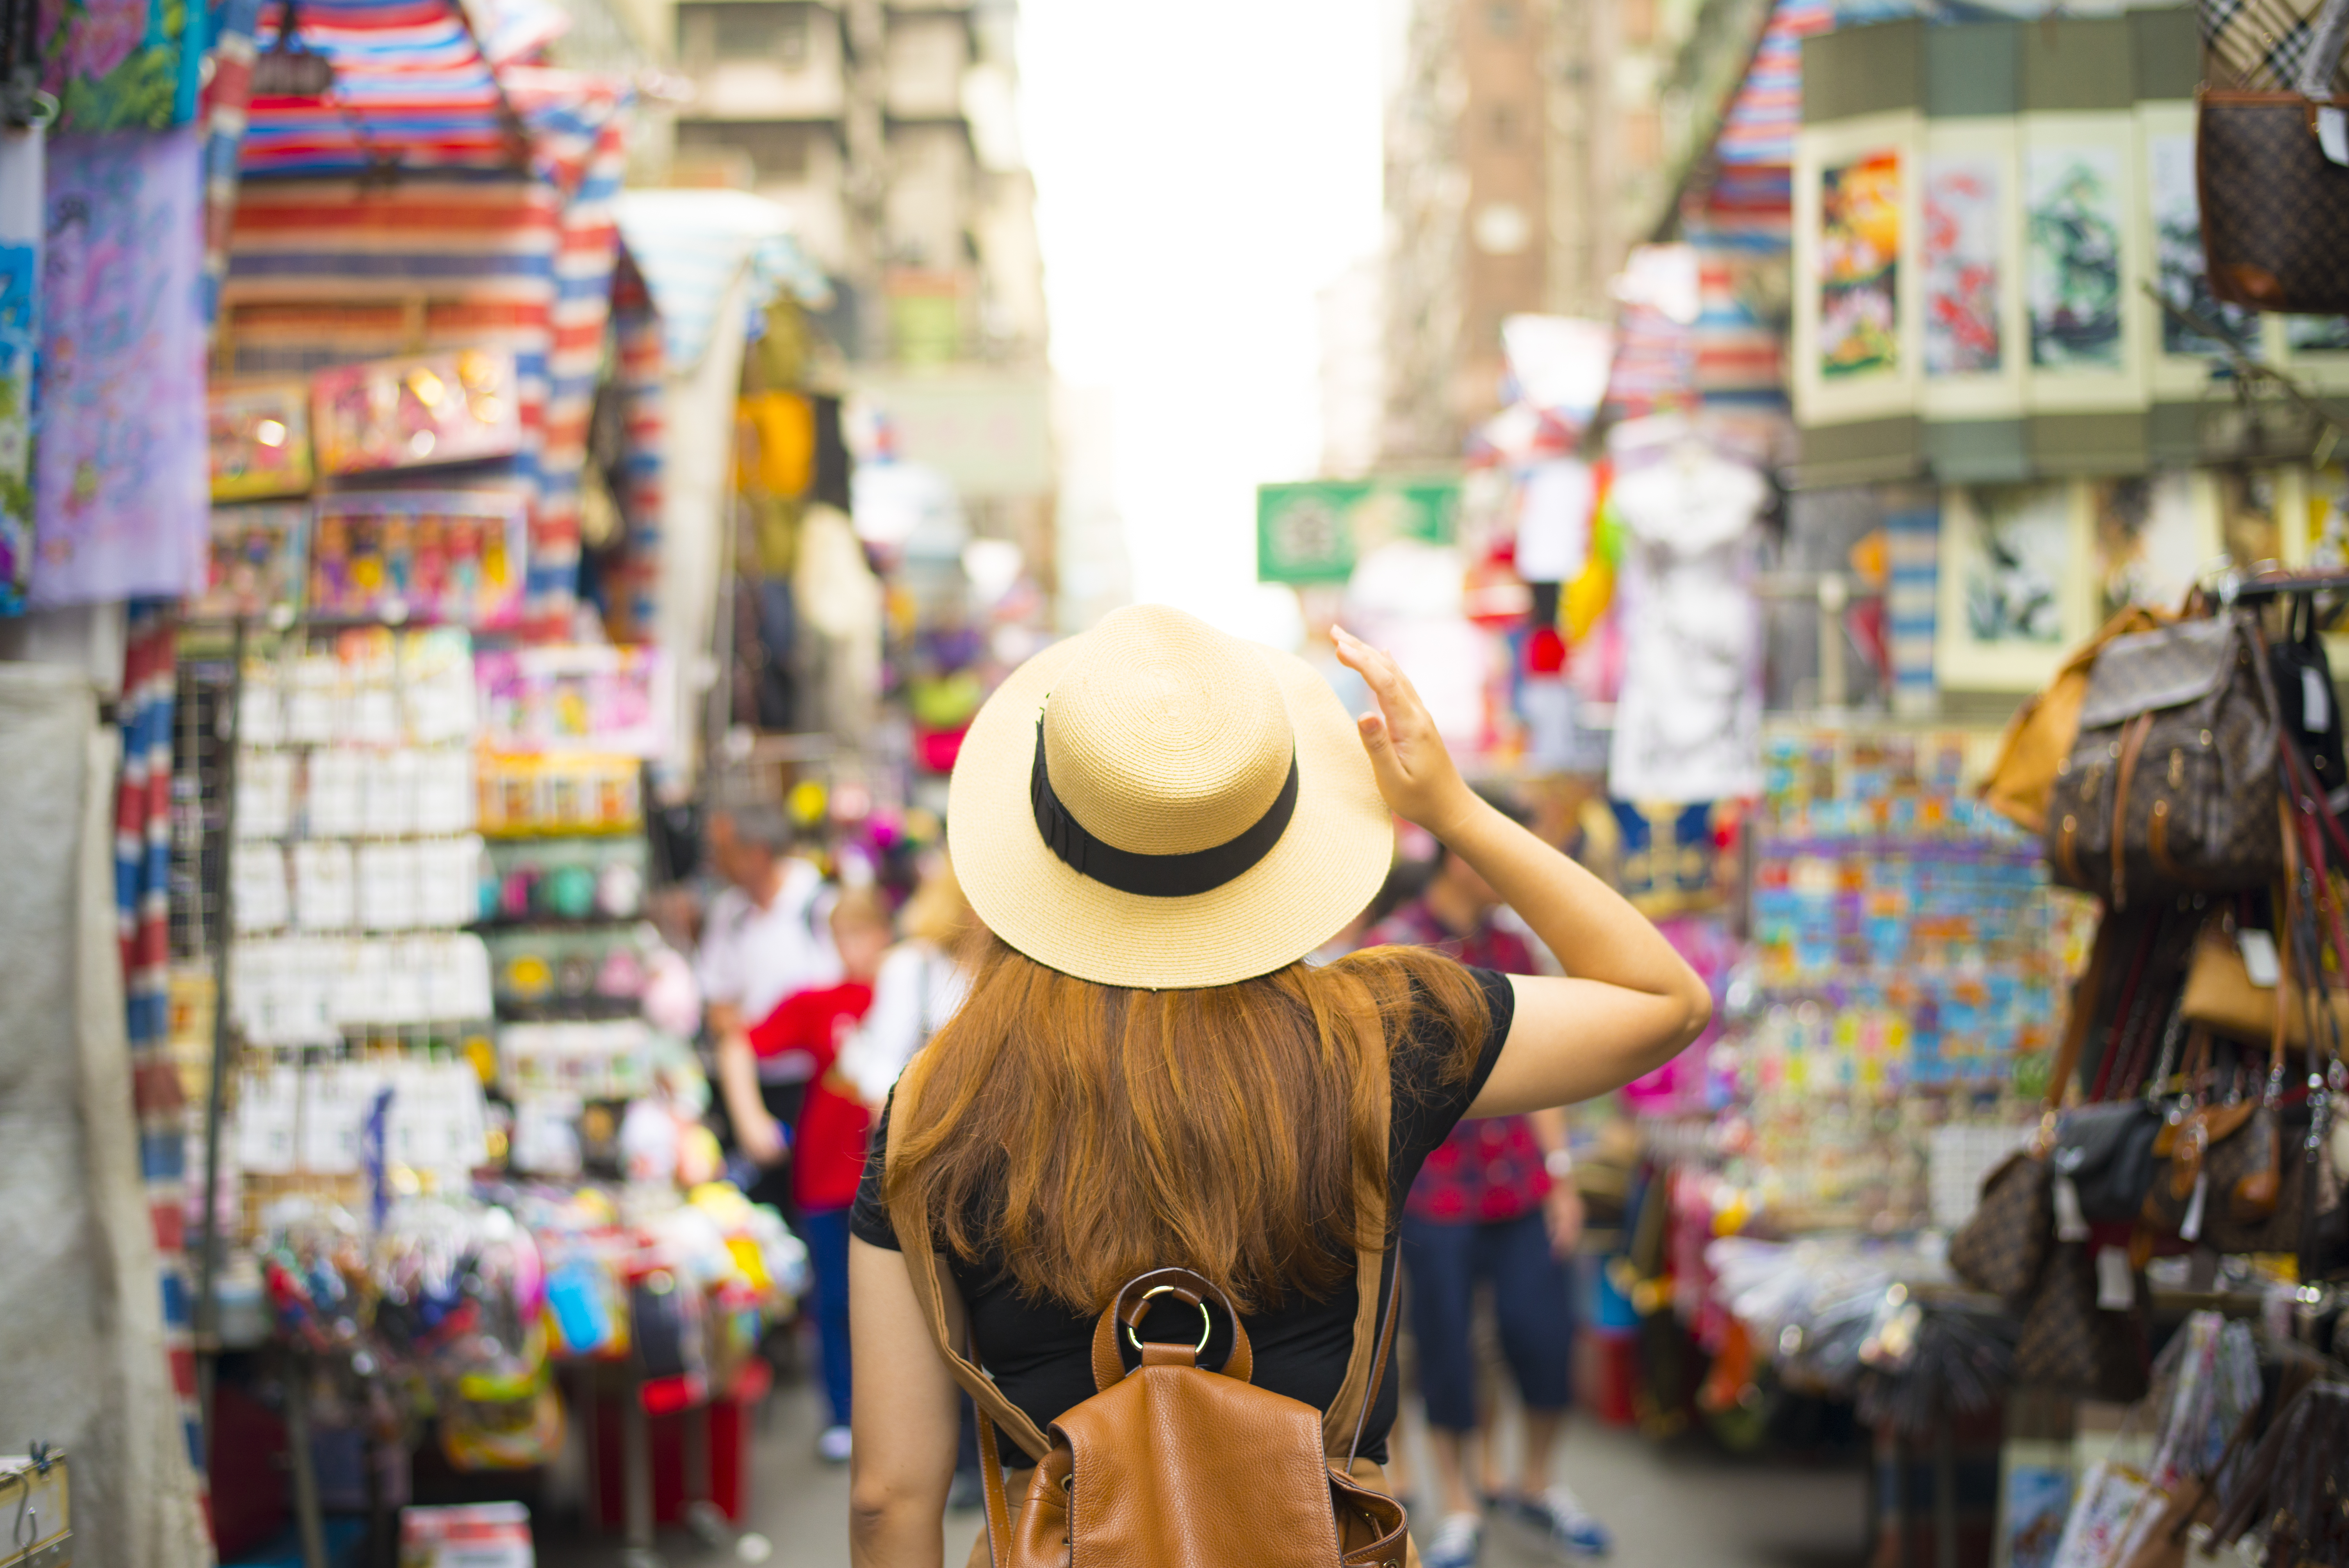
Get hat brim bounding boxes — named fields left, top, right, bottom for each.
left=947, top=632, right=1396, bottom=989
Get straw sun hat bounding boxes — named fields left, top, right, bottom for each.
left=947, top=604, right=1395, bottom=989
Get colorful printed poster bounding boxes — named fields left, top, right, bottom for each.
left=308, top=490, right=527, bottom=629
left=30, top=130, right=207, bottom=608
left=2093, top=472, right=2214, bottom=618
left=2001, top=1459, right=2073, bottom=1568
left=40, top=0, right=201, bottom=131
left=2145, top=134, right=2258, bottom=358
left=1818, top=151, right=1902, bottom=379
left=2026, top=147, right=2125, bottom=370
left=1923, top=155, right=2003, bottom=376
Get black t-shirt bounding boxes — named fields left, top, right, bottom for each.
left=847, top=965, right=1517, bottom=1464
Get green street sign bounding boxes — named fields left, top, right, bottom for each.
left=1255, top=478, right=1461, bottom=585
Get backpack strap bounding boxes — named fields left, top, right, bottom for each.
left=1319, top=1037, right=1398, bottom=1460
left=882, top=1074, right=1054, bottom=1464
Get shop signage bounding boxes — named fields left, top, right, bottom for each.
left=1255, top=477, right=1460, bottom=585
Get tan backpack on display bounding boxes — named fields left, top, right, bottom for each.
left=885, top=1078, right=1413, bottom=1568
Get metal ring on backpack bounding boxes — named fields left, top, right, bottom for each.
left=1124, top=1284, right=1212, bottom=1354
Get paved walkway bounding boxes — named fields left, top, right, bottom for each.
left=535, top=1370, right=1869, bottom=1568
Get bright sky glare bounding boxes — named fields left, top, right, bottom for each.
left=1019, top=0, right=1390, bottom=645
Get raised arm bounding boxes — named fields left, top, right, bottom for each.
left=1333, top=628, right=1710, bottom=1115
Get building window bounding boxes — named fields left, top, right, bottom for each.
left=677, top=120, right=814, bottom=183
left=1486, top=1, right=1519, bottom=36
left=690, top=3, right=812, bottom=66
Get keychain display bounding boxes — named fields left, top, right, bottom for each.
left=486, top=925, right=657, bottom=1019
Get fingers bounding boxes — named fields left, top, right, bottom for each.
left=1356, top=711, right=1391, bottom=756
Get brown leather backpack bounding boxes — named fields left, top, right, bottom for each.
left=886, top=1079, right=1413, bottom=1568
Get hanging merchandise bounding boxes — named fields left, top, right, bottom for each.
left=30, top=129, right=208, bottom=608
left=2199, top=0, right=2349, bottom=316
left=41, top=0, right=205, bottom=130
left=0, top=125, right=35, bottom=616
left=196, top=504, right=308, bottom=622
left=1606, top=421, right=1767, bottom=804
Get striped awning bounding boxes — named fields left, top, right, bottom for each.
left=239, top=0, right=524, bottom=180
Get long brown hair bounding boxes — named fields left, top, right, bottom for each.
left=884, top=937, right=1490, bottom=1313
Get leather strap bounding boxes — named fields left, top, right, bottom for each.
left=884, top=1074, right=1055, bottom=1464
left=1346, top=1251, right=1405, bottom=1472
left=2111, top=710, right=2155, bottom=909
left=2041, top=909, right=2122, bottom=1146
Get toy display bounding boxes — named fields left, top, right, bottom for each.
left=307, top=491, right=528, bottom=629
left=197, top=503, right=309, bottom=620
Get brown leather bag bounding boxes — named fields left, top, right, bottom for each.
left=1983, top=605, right=2169, bottom=836
left=2044, top=614, right=2283, bottom=909
left=2199, top=0, right=2349, bottom=314
left=886, top=1076, right=1412, bottom=1568
left=2177, top=919, right=2349, bottom=1049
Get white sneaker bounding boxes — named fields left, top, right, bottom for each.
left=1424, top=1511, right=1482, bottom=1568
left=1519, top=1483, right=1611, bottom=1557
left=818, top=1424, right=852, bottom=1463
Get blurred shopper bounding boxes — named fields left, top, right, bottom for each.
left=1366, top=806, right=1608, bottom=1566
left=845, top=608, right=1705, bottom=1568
left=701, top=804, right=840, bottom=1185
left=745, top=888, right=894, bottom=1462
left=836, top=853, right=984, bottom=1107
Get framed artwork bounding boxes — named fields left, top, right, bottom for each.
left=2271, top=313, right=2349, bottom=396
left=1934, top=481, right=2098, bottom=690
left=1921, top=121, right=2025, bottom=419
left=2092, top=470, right=2219, bottom=618
left=2021, top=115, right=2143, bottom=412
left=2138, top=108, right=2263, bottom=398
left=1793, top=113, right=1922, bottom=426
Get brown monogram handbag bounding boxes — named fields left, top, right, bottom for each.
left=2199, top=0, right=2349, bottom=312
left=2044, top=613, right=2283, bottom=908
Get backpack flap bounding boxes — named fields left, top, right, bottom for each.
left=2076, top=619, right=2239, bottom=731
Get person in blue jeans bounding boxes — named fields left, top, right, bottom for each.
left=1370, top=839, right=1609, bottom=1566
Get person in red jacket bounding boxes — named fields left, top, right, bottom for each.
left=747, top=886, right=893, bottom=1463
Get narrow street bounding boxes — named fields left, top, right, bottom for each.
left=537, top=1368, right=1868, bottom=1568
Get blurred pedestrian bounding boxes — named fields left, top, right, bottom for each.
left=836, top=852, right=984, bottom=1107
left=745, top=887, right=895, bottom=1462
left=700, top=803, right=840, bottom=1190
left=1366, top=799, right=1606, bottom=1566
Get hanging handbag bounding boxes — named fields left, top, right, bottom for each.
left=2045, top=613, right=2284, bottom=908
left=2177, top=916, right=2349, bottom=1048
left=1951, top=920, right=2125, bottom=1301
left=1984, top=606, right=2171, bottom=836
left=2268, top=593, right=2348, bottom=805
left=2199, top=0, right=2349, bottom=313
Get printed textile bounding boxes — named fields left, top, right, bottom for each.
left=31, top=129, right=207, bottom=608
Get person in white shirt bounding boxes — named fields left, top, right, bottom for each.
left=698, top=803, right=841, bottom=1168
left=836, top=853, right=983, bottom=1107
